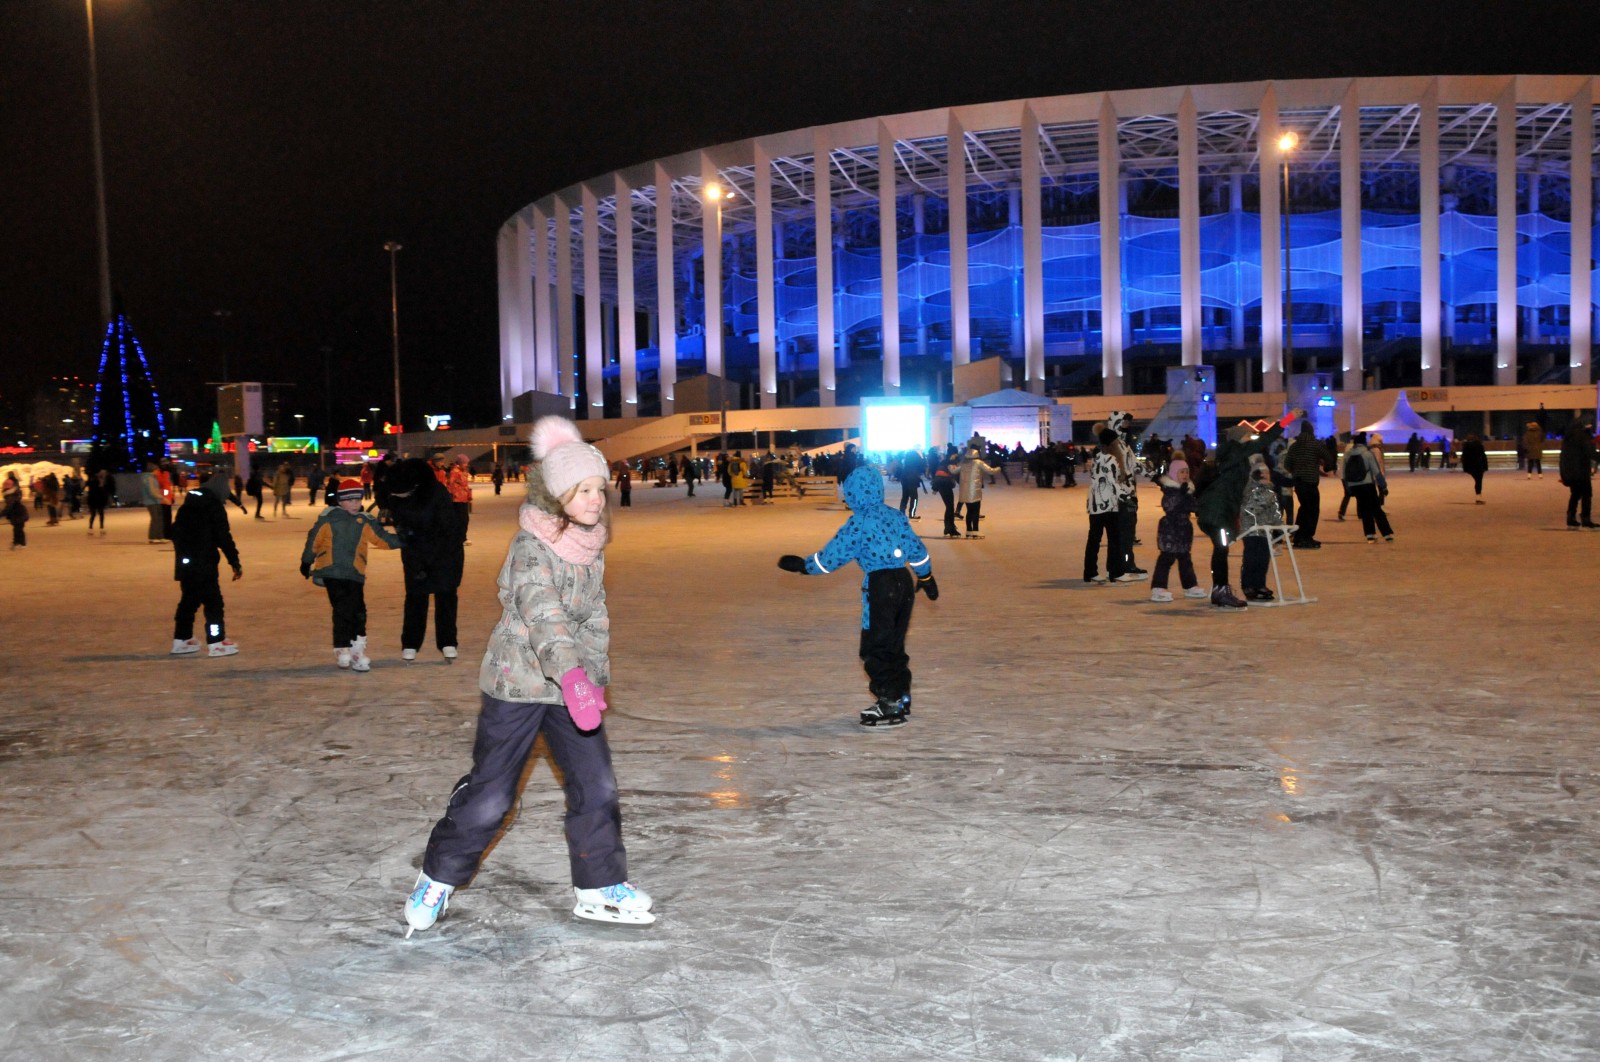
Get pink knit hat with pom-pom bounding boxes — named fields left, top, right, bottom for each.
left=530, top=416, right=609, bottom=498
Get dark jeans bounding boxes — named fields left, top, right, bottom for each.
left=1240, top=536, right=1270, bottom=590
left=1469, top=470, right=1484, bottom=495
left=147, top=504, right=164, bottom=540
left=1151, top=550, right=1196, bottom=590
left=10, top=523, right=25, bottom=547
left=858, top=567, right=915, bottom=702
left=403, top=588, right=459, bottom=650
left=1084, top=511, right=1123, bottom=580
left=964, top=499, right=983, bottom=534
left=1337, top=486, right=1352, bottom=519
left=1351, top=484, right=1394, bottom=538
left=936, top=487, right=956, bottom=535
left=422, top=692, right=627, bottom=890
left=324, top=578, right=367, bottom=647
left=87, top=503, right=106, bottom=529
left=1293, top=480, right=1320, bottom=542
left=174, top=572, right=226, bottom=643
left=1567, top=481, right=1593, bottom=524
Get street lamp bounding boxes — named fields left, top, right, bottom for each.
left=83, top=0, right=112, bottom=325
left=383, top=241, right=403, bottom=432
left=1277, top=130, right=1299, bottom=373
left=293, top=413, right=304, bottom=437
left=169, top=406, right=182, bottom=434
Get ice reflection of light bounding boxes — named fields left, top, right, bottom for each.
left=703, top=754, right=748, bottom=809
left=1279, top=771, right=1300, bottom=796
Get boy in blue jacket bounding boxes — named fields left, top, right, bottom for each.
left=777, top=466, right=937, bottom=727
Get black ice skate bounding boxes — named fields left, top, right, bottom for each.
left=860, top=696, right=909, bottom=728
left=1210, top=584, right=1248, bottom=610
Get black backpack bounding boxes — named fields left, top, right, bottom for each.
left=1342, top=453, right=1366, bottom=484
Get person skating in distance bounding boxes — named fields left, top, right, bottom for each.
left=777, top=466, right=937, bottom=728
left=404, top=416, right=653, bottom=937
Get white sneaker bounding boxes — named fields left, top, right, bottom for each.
left=1183, top=586, right=1210, bottom=599
left=441, top=646, right=458, bottom=662
left=336, top=647, right=353, bottom=669
left=207, top=640, right=239, bottom=657
left=1149, top=588, right=1174, bottom=602
left=403, top=871, right=455, bottom=938
left=573, top=881, right=655, bottom=925
left=349, top=635, right=371, bottom=673
left=171, top=638, right=201, bottom=655
left=401, top=648, right=417, bottom=662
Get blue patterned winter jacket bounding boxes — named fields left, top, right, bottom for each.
left=801, top=467, right=932, bottom=627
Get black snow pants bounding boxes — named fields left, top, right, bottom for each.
left=174, top=571, right=226, bottom=643
left=858, top=567, right=916, bottom=702
left=324, top=578, right=367, bottom=647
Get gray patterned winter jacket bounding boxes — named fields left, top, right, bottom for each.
left=478, top=530, right=610, bottom=703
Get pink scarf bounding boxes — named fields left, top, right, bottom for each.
left=518, top=504, right=606, bottom=566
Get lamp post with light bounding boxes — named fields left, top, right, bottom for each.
left=1278, top=130, right=1299, bottom=373
left=83, top=0, right=112, bottom=325
left=383, top=241, right=403, bottom=433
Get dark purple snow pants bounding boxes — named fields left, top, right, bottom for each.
left=422, top=692, right=627, bottom=890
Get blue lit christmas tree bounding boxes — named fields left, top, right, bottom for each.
left=90, top=313, right=168, bottom=472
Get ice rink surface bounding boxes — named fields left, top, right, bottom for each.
left=3, top=467, right=1599, bottom=1061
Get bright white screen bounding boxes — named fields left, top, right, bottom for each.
left=862, top=402, right=929, bottom=453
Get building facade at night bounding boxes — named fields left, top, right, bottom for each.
left=496, top=76, right=1598, bottom=423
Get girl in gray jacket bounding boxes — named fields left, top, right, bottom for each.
left=404, top=416, right=653, bottom=936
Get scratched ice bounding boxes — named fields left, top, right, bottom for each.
left=2, top=469, right=1598, bottom=1060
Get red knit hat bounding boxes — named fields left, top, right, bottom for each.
left=336, top=478, right=363, bottom=502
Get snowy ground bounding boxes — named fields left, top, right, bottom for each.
left=3, top=467, right=1599, bottom=1061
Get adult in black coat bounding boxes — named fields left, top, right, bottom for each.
left=1458, top=433, right=1489, bottom=503
left=385, top=458, right=466, bottom=662
left=170, top=474, right=243, bottom=655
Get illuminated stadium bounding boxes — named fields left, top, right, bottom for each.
left=493, top=75, right=1598, bottom=448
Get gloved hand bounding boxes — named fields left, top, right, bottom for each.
left=560, top=667, right=608, bottom=732
left=299, top=560, right=311, bottom=579
left=917, top=574, right=939, bottom=600
left=777, top=554, right=806, bottom=573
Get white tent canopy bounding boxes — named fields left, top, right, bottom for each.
left=1358, top=391, right=1453, bottom=444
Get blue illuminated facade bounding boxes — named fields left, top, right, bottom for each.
left=498, top=77, right=1598, bottom=419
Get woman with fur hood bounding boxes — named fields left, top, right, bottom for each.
left=404, top=416, right=652, bottom=937
left=384, top=457, right=466, bottom=662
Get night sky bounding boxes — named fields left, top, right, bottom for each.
left=0, top=0, right=1589, bottom=439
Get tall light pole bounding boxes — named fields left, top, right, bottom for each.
left=1278, top=130, right=1299, bottom=374
left=383, top=241, right=403, bottom=432
left=84, top=0, right=112, bottom=325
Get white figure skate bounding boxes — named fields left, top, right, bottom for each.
left=573, top=882, right=655, bottom=925
left=349, top=635, right=371, bottom=672
left=403, top=871, right=454, bottom=939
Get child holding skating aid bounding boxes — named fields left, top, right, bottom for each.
left=1239, top=454, right=1284, bottom=602
left=1149, top=458, right=1207, bottom=603
left=777, top=465, right=938, bottom=728
left=299, top=478, right=401, bottom=671
left=404, top=416, right=653, bottom=937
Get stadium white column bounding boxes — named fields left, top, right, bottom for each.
left=533, top=205, right=555, bottom=394
left=655, top=164, right=677, bottom=413
left=755, top=141, right=777, bottom=408
left=1021, top=104, right=1045, bottom=392
left=582, top=184, right=604, bottom=410
left=948, top=111, right=971, bottom=368
left=615, top=174, right=638, bottom=416
left=1178, top=90, right=1202, bottom=366
left=700, top=153, right=725, bottom=379
left=555, top=195, right=576, bottom=404
left=1097, top=94, right=1124, bottom=395
left=813, top=130, right=837, bottom=406
left=1419, top=81, right=1442, bottom=388
left=1340, top=81, right=1364, bottom=388
left=497, top=224, right=516, bottom=418
left=512, top=214, right=534, bottom=398
left=878, top=121, right=901, bottom=395
left=1571, top=81, right=1594, bottom=387
left=1496, top=79, right=1518, bottom=386
left=1259, top=85, right=1284, bottom=393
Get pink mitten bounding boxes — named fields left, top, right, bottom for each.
left=560, top=667, right=607, bottom=731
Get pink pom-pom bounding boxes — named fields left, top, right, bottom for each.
left=529, top=416, right=584, bottom=461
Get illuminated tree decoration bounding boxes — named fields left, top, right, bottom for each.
left=90, top=314, right=168, bottom=471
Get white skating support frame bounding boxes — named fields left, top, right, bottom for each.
left=1241, top=522, right=1317, bottom=607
